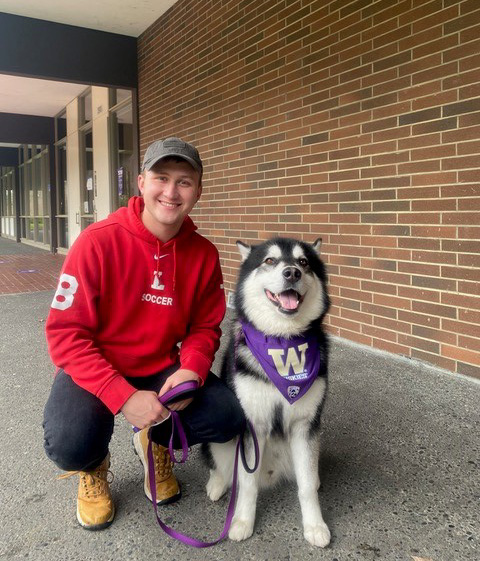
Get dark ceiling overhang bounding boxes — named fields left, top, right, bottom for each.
left=0, top=12, right=137, bottom=88
left=0, top=112, right=54, bottom=145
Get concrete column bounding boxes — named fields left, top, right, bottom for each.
left=91, top=86, right=112, bottom=221
left=66, top=98, right=81, bottom=245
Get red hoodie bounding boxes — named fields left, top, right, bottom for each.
left=46, top=196, right=226, bottom=414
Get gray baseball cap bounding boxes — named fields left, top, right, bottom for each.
left=141, top=137, right=203, bottom=175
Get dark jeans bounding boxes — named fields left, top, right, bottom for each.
left=43, top=365, right=245, bottom=471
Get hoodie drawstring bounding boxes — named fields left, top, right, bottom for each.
left=173, top=241, right=177, bottom=292
left=156, top=240, right=161, bottom=279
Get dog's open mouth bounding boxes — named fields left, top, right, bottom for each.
left=265, top=289, right=304, bottom=313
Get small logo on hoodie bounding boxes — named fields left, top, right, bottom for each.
left=151, top=271, right=165, bottom=291
left=142, top=270, right=172, bottom=305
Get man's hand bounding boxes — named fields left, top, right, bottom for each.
left=159, top=369, right=200, bottom=411
left=120, top=390, right=170, bottom=429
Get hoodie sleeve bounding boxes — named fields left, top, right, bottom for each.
left=179, top=245, right=226, bottom=383
left=45, top=231, right=137, bottom=414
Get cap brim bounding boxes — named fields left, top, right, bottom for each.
left=143, top=153, right=202, bottom=174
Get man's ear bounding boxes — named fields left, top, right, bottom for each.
left=236, top=240, right=251, bottom=262
left=312, top=238, right=322, bottom=256
left=137, top=173, right=145, bottom=195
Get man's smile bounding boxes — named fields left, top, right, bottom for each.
left=158, top=200, right=181, bottom=208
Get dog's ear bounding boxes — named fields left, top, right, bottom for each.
left=236, top=240, right=251, bottom=262
left=312, top=238, right=322, bottom=255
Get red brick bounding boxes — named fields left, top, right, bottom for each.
left=398, top=286, right=440, bottom=303
left=362, top=279, right=397, bottom=294
left=441, top=293, right=480, bottom=311
left=373, top=315, right=412, bottom=335
left=341, top=308, right=374, bottom=325
left=459, top=308, right=480, bottom=327
left=442, top=212, right=480, bottom=225
left=442, top=345, right=480, bottom=367
left=375, top=339, right=412, bottom=357
left=412, top=349, right=457, bottom=371
left=456, top=362, right=480, bottom=380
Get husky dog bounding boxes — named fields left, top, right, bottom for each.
left=203, top=237, right=331, bottom=547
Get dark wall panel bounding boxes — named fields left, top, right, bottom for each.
left=0, top=147, right=19, bottom=166
left=0, top=13, right=137, bottom=88
left=0, top=113, right=54, bottom=145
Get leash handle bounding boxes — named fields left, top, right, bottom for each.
left=159, top=380, right=199, bottom=405
left=158, top=380, right=199, bottom=464
left=133, top=380, right=199, bottom=462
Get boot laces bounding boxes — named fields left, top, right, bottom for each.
left=59, top=465, right=114, bottom=498
left=152, top=443, right=173, bottom=479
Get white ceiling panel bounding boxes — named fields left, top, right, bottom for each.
left=0, top=0, right=177, bottom=37
left=0, top=75, right=88, bottom=117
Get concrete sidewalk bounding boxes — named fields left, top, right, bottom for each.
left=1, top=288, right=478, bottom=561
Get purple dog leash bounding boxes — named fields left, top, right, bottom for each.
left=138, top=380, right=259, bottom=548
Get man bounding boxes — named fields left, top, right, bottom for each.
left=43, top=137, right=245, bottom=530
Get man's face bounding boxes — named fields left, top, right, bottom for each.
left=138, top=159, right=202, bottom=240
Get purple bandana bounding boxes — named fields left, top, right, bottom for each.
left=240, top=321, right=322, bottom=404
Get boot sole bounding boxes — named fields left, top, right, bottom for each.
left=76, top=505, right=115, bottom=531
left=132, top=433, right=182, bottom=506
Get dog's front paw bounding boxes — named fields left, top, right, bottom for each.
left=228, top=518, right=254, bottom=541
left=206, top=471, right=227, bottom=502
left=304, top=522, right=331, bottom=548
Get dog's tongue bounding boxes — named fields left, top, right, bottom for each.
left=277, top=290, right=299, bottom=310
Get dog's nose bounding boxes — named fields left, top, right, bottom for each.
left=282, top=267, right=301, bottom=281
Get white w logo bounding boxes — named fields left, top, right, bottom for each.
left=268, top=343, right=308, bottom=377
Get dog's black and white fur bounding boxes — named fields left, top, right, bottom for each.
left=203, top=237, right=331, bottom=547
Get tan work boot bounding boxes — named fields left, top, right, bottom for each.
left=64, top=454, right=115, bottom=530
left=133, top=428, right=181, bottom=505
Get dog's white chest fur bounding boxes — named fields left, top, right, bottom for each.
left=234, top=374, right=327, bottom=437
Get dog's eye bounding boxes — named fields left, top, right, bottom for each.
left=264, top=258, right=276, bottom=265
left=299, top=258, right=308, bottom=267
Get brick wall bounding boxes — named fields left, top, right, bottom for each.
left=138, top=0, right=480, bottom=379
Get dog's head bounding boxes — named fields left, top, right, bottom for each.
left=234, top=237, right=330, bottom=337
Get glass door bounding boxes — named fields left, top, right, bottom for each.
left=35, top=147, right=51, bottom=246
left=19, top=145, right=51, bottom=247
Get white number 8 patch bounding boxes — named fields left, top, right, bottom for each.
left=51, top=273, right=79, bottom=310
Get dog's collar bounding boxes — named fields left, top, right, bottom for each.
left=239, top=321, right=322, bottom=404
